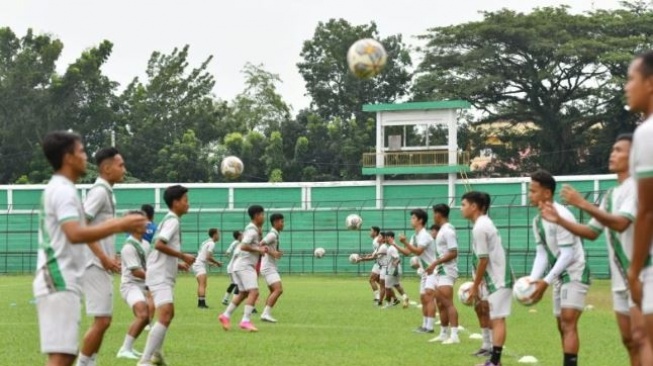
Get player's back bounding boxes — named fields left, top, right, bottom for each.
left=233, top=223, right=261, bottom=270
left=83, top=178, right=117, bottom=267
left=146, top=211, right=181, bottom=286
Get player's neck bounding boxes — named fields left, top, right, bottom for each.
left=98, top=173, right=115, bottom=186
left=438, top=219, right=449, bottom=226
left=131, top=233, right=143, bottom=241
left=55, top=166, right=79, bottom=183
left=616, top=171, right=629, bottom=183
left=470, top=211, right=483, bottom=223
left=414, top=224, right=424, bottom=233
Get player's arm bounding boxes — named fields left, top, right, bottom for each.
left=121, top=246, right=145, bottom=279
left=539, top=202, right=600, bottom=241
left=61, top=216, right=145, bottom=245
left=561, top=184, right=631, bottom=233
left=427, top=231, right=458, bottom=273
left=154, top=219, right=194, bottom=265
left=398, top=234, right=426, bottom=255
left=469, top=227, right=489, bottom=300
left=225, top=240, right=239, bottom=256
left=240, top=231, right=267, bottom=255
left=205, top=251, right=222, bottom=266
left=630, top=176, right=653, bottom=305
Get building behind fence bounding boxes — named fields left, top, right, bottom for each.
left=0, top=175, right=617, bottom=277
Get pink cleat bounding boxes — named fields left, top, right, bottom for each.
left=218, top=314, right=231, bottom=331
left=239, top=320, right=258, bottom=332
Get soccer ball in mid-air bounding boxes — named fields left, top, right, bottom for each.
left=346, top=38, right=387, bottom=79
left=220, top=156, right=244, bottom=179
left=314, top=247, right=326, bottom=258
left=349, top=253, right=360, bottom=264
left=409, top=256, right=421, bottom=269
left=457, top=281, right=475, bottom=306
left=513, top=276, right=537, bottom=306
left=345, top=214, right=363, bottom=230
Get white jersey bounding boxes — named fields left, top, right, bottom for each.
left=192, top=238, right=216, bottom=267
left=411, top=228, right=436, bottom=267
left=472, top=215, right=512, bottom=293
left=232, top=223, right=261, bottom=271
left=372, top=237, right=380, bottom=252
left=261, top=228, right=280, bottom=272
left=120, top=236, right=150, bottom=287
left=533, top=202, right=589, bottom=284
left=145, top=211, right=182, bottom=287
left=33, top=175, right=87, bottom=297
left=376, top=243, right=390, bottom=267
left=83, top=177, right=116, bottom=268
left=227, top=246, right=241, bottom=274
left=386, top=245, right=402, bottom=275
left=630, top=117, right=653, bottom=264
left=434, top=222, right=459, bottom=278
left=588, top=178, right=636, bottom=292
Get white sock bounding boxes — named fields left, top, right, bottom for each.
left=402, top=293, right=408, bottom=300
left=263, top=305, right=272, bottom=316
left=76, top=355, right=91, bottom=366
left=450, top=326, right=459, bottom=338
left=224, top=303, right=237, bottom=318
left=425, top=317, right=435, bottom=331
left=374, top=290, right=380, bottom=300
left=140, top=322, right=168, bottom=362
left=422, top=317, right=427, bottom=329
left=222, top=293, right=230, bottom=301
left=482, top=328, right=492, bottom=349
left=441, top=326, right=450, bottom=336
left=122, top=334, right=135, bottom=351
left=89, top=354, right=97, bottom=366
left=243, top=305, right=254, bottom=322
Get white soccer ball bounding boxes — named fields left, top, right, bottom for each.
left=513, top=276, right=536, bottom=306
left=220, top=156, right=244, bottom=179
left=458, top=281, right=475, bottom=306
left=345, top=214, right=363, bottom=230
left=349, top=253, right=360, bottom=264
left=409, top=256, right=421, bottom=269
left=416, top=268, right=425, bottom=276
left=347, top=38, right=387, bottom=79
left=314, top=247, right=326, bottom=258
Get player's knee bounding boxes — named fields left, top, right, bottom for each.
left=94, top=316, right=112, bottom=330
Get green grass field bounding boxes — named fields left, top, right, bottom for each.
left=0, top=275, right=628, bottom=365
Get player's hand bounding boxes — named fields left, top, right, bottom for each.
left=274, top=250, right=283, bottom=259
left=529, top=280, right=548, bottom=303
left=560, top=184, right=583, bottom=207
left=180, top=253, right=195, bottom=266
left=117, top=214, right=148, bottom=232
left=628, top=268, right=643, bottom=307
left=215, top=261, right=223, bottom=267
left=468, top=285, right=480, bottom=304
left=100, top=255, right=121, bottom=273
left=178, top=262, right=190, bottom=271
left=425, top=263, right=436, bottom=275
left=399, top=234, right=407, bottom=244
left=539, top=201, right=560, bottom=223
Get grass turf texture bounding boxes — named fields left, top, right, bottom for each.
left=0, top=275, right=627, bottom=365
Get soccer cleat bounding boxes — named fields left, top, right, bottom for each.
left=218, top=314, right=231, bottom=331
left=392, top=299, right=401, bottom=306
left=116, top=348, right=140, bottom=359
left=151, top=351, right=167, bottom=366
left=252, top=308, right=258, bottom=314
left=221, top=299, right=229, bottom=306
left=442, top=336, right=460, bottom=345
left=261, top=314, right=277, bottom=323
left=402, top=297, right=409, bottom=309
left=413, top=326, right=427, bottom=333
left=239, top=320, right=259, bottom=332
left=198, top=304, right=210, bottom=309
left=472, top=348, right=492, bottom=357
left=428, top=334, right=449, bottom=343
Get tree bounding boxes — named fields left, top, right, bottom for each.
left=264, top=131, right=285, bottom=178
left=152, top=129, right=208, bottom=182
left=298, top=19, right=412, bottom=124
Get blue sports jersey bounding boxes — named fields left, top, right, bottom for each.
left=143, top=221, right=157, bottom=244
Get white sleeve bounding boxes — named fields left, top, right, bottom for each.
left=226, top=240, right=239, bottom=254
left=544, top=246, right=575, bottom=284
left=121, top=245, right=141, bottom=270
left=472, top=227, right=488, bottom=258
left=241, top=230, right=257, bottom=245
left=529, top=245, right=549, bottom=280
left=157, top=218, right=179, bottom=243
left=587, top=196, right=606, bottom=232
left=54, top=187, right=81, bottom=223
left=618, top=183, right=636, bottom=221
left=207, top=242, right=215, bottom=253
left=83, top=187, right=105, bottom=221
left=443, top=229, right=458, bottom=250
left=634, top=126, right=653, bottom=179
left=262, top=233, right=276, bottom=245
left=416, top=232, right=431, bottom=248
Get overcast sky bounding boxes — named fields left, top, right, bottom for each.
left=1, top=0, right=624, bottom=111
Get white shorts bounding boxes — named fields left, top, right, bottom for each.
left=641, top=267, right=653, bottom=315
left=612, top=290, right=635, bottom=315
left=120, top=284, right=147, bottom=308
left=553, top=281, right=589, bottom=316
left=37, top=291, right=82, bottom=355
left=436, top=274, right=456, bottom=288
left=385, top=274, right=401, bottom=288
left=419, top=273, right=438, bottom=295
left=371, top=263, right=381, bottom=275
left=233, top=267, right=258, bottom=291
left=192, top=263, right=207, bottom=277
left=82, top=265, right=113, bottom=317
left=487, top=288, right=512, bottom=320
left=262, top=269, right=281, bottom=286
left=149, top=283, right=174, bottom=308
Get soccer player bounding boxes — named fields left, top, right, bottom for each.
left=425, top=203, right=461, bottom=345
left=260, top=213, right=285, bottom=322
left=528, top=170, right=590, bottom=366
left=222, top=231, right=243, bottom=305
left=463, top=191, right=512, bottom=366
left=138, top=185, right=195, bottom=366
left=78, top=147, right=127, bottom=366
left=539, top=134, right=652, bottom=365
left=34, top=131, right=146, bottom=366
left=362, top=226, right=382, bottom=302
left=625, top=51, right=653, bottom=350
left=395, top=209, right=437, bottom=334
left=219, top=205, right=266, bottom=332
left=384, top=231, right=410, bottom=308
left=140, top=204, right=157, bottom=244
left=116, top=210, right=153, bottom=360
left=191, top=228, right=223, bottom=308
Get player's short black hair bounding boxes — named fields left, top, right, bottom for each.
left=248, top=205, right=264, bottom=219
left=140, top=204, right=154, bottom=220
left=125, top=209, right=145, bottom=216
left=480, top=192, right=492, bottom=212
left=208, top=228, right=218, bottom=237
left=430, top=224, right=440, bottom=231
left=42, top=131, right=82, bottom=171
left=636, top=50, right=653, bottom=77
left=410, top=209, right=428, bottom=226
left=530, top=169, right=556, bottom=194
left=371, top=226, right=380, bottom=235
left=616, top=133, right=633, bottom=143
left=233, top=230, right=241, bottom=240
left=270, top=213, right=284, bottom=225
left=94, top=147, right=120, bottom=166
left=163, top=185, right=188, bottom=209
left=432, top=203, right=450, bottom=218
left=385, top=231, right=395, bottom=238
left=462, top=191, right=491, bottom=212
left=379, top=231, right=386, bottom=237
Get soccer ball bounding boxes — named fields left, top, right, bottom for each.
left=314, top=247, right=326, bottom=258
left=345, top=214, right=363, bottom=230
left=346, top=38, right=387, bottom=79
left=220, top=156, right=244, bottom=179
left=458, top=281, right=475, bottom=306
left=409, top=256, right=421, bottom=269
left=349, top=253, right=360, bottom=264
left=513, top=276, right=537, bottom=306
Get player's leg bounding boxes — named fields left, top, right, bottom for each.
left=415, top=275, right=430, bottom=332
left=262, top=271, right=283, bottom=322
left=378, top=278, right=386, bottom=306
left=47, top=354, right=77, bottom=366
left=196, top=271, right=209, bottom=308
left=481, top=288, right=511, bottom=366
left=78, top=267, right=113, bottom=366
left=393, top=280, right=410, bottom=308
left=370, top=266, right=380, bottom=302
left=432, top=287, right=450, bottom=342
left=641, top=269, right=653, bottom=350
left=612, top=291, right=638, bottom=365
left=222, top=281, right=238, bottom=305
left=421, top=274, right=437, bottom=338
left=139, top=285, right=174, bottom=365
left=240, top=268, right=260, bottom=331
left=383, top=279, right=394, bottom=307
left=439, top=279, right=460, bottom=344
left=38, top=292, right=82, bottom=366
left=472, top=299, right=493, bottom=357
left=630, top=305, right=653, bottom=365
left=558, top=281, right=588, bottom=366
left=117, top=287, right=149, bottom=359
left=219, top=271, right=248, bottom=330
